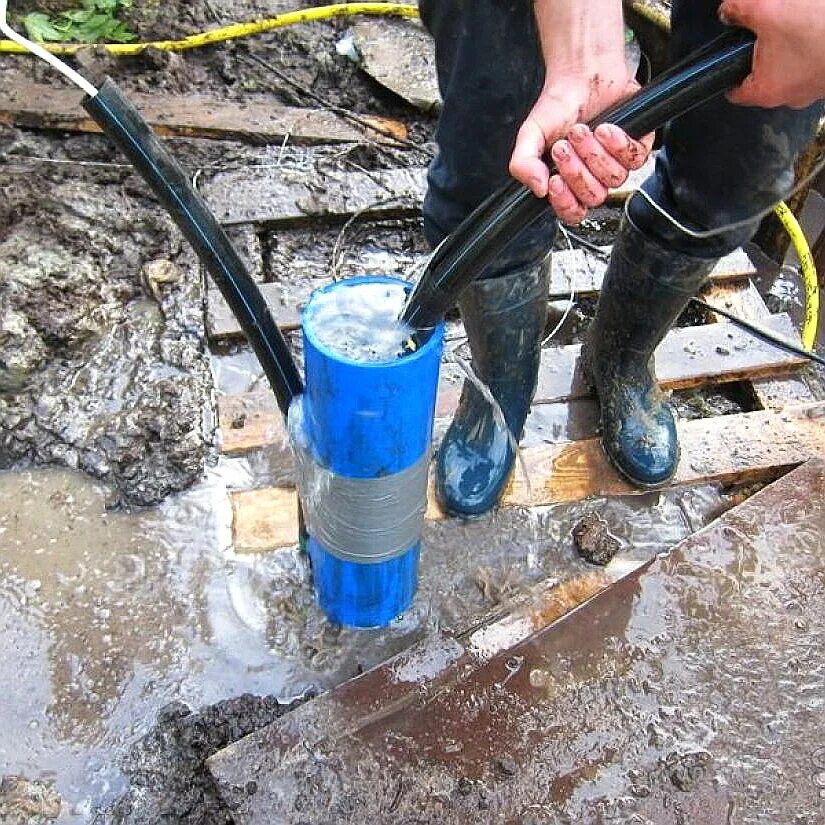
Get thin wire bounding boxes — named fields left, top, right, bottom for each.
left=0, top=0, right=97, bottom=96
left=542, top=225, right=575, bottom=346
left=625, top=151, right=825, bottom=242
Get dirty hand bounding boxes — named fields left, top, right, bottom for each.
left=719, top=0, right=825, bottom=108
left=509, top=0, right=654, bottom=225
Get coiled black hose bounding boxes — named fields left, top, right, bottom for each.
left=401, top=28, right=757, bottom=330
left=83, top=78, right=303, bottom=416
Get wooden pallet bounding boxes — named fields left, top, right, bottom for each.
left=217, top=312, right=804, bottom=455
left=0, top=79, right=409, bottom=145
left=231, top=403, right=825, bottom=552
left=220, top=250, right=820, bottom=554
left=207, top=244, right=754, bottom=342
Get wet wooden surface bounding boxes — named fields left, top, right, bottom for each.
left=217, top=313, right=805, bottom=454
left=0, top=79, right=408, bottom=145
left=203, top=166, right=428, bottom=227
left=230, top=403, right=825, bottom=552
left=211, top=460, right=825, bottom=825
left=702, top=277, right=817, bottom=409
left=206, top=245, right=754, bottom=341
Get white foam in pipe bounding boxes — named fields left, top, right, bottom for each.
left=0, top=0, right=98, bottom=97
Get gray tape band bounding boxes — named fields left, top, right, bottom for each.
left=293, top=444, right=429, bottom=564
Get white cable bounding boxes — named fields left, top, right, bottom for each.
left=542, top=224, right=576, bottom=346
left=626, top=152, right=825, bottom=242
left=0, top=0, right=97, bottom=97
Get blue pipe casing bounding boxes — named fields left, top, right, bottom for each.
left=292, top=276, right=444, bottom=627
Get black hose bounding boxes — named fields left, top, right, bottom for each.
left=401, top=28, right=757, bottom=330
left=83, top=78, right=303, bottom=417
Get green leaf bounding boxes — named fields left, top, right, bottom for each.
left=21, top=12, right=64, bottom=41
left=22, top=1, right=135, bottom=45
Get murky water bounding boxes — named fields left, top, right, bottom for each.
left=0, top=275, right=768, bottom=821
left=305, top=279, right=414, bottom=362
left=0, top=466, right=319, bottom=820
left=0, top=455, right=735, bottom=821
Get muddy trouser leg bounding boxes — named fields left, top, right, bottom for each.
left=420, top=0, right=555, bottom=516
left=588, top=0, right=823, bottom=488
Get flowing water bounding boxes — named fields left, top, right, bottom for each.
left=305, top=280, right=415, bottom=362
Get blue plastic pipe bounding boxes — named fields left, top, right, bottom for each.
left=297, top=276, right=444, bottom=627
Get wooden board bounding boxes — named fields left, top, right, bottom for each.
left=0, top=79, right=408, bottom=145
left=701, top=278, right=817, bottom=410
left=217, top=313, right=806, bottom=454
left=203, top=165, right=427, bottom=227
left=230, top=403, right=825, bottom=552
left=202, top=152, right=661, bottom=230
left=207, top=246, right=756, bottom=342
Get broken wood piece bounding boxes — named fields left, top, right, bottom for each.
left=203, top=166, right=427, bottom=226
left=229, top=404, right=825, bottom=552
left=353, top=19, right=441, bottom=113
left=0, top=79, right=408, bottom=145
left=232, top=486, right=298, bottom=554
left=211, top=460, right=825, bottom=824
left=701, top=278, right=817, bottom=410
left=217, top=313, right=806, bottom=454
left=217, top=392, right=290, bottom=456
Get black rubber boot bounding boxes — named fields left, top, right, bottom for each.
left=436, top=263, right=549, bottom=517
left=583, top=217, right=714, bottom=488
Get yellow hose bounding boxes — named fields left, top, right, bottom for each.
left=0, top=2, right=420, bottom=56
left=774, top=201, right=820, bottom=351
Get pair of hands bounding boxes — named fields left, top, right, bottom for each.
left=513, top=0, right=825, bottom=225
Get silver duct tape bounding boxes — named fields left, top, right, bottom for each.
left=292, top=439, right=429, bottom=564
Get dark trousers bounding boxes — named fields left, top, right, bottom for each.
left=420, top=0, right=822, bottom=270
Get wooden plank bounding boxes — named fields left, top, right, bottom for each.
left=701, top=278, right=816, bottom=409
left=203, top=166, right=428, bottom=227
left=535, top=313, right=805, bottom=402
left=230, top=403, right=825, bottom=551
left=547, top=246, right=754, bottom=299
left=207, top=250, right=428, bottom=341
left=207, top=246, right=756, bottom=342
left=0, top=79, right=408, bottom=145
left=217, top=314, right=805, bottom=454
left=218, top=369, right=462, bottom=457
left=203, top=151, right=658, bottom=231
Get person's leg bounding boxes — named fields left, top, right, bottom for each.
left=587, top=0, right=823, bottom=487
left=420, top=0, right=556, bottom=516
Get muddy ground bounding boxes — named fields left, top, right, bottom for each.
left=1, top=1, right=824, bottom=822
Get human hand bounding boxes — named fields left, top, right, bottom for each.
left=510, top=78, right=654, bottom=225
left=720, top=0, right=825, bottom=108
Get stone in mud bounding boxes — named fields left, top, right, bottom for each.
left=0, top=158, right=212, bottom=506
left=0, top=776, right=62, bottom=825
left=571, top=511, right=622, bottom=565
left=101, top=694, right=306, bottom=825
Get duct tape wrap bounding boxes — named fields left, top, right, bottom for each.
left=296, top=276, right=444, bottom=628
left=290, top=413, right=429, bottom=564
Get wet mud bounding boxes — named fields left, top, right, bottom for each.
left=0, top=127, right=212, bottom=505
left=102, top=694, right=306, bottom=825
left=572, top=511, right=621, bottom=566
